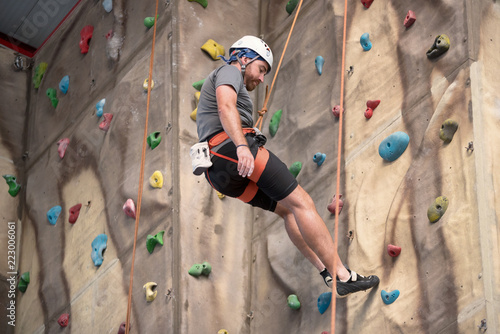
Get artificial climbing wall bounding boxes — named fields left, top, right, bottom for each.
left=1, top=0, right=499, bottom=333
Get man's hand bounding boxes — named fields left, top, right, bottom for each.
left=237, top=145, right=254, bottom=177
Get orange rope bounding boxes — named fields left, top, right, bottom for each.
left=254, top=0, right=304, bottom=131
left=125, top=0, right=159, bottom=332
left=331, top=0, right=349, bottom=332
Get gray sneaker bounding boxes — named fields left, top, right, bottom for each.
left=336, top=270, right=379, bottom=298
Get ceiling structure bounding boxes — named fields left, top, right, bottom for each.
left=0, top=0, right=80, bottom=57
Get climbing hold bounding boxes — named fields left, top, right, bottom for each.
left=79, top=25, right=94, bottom=54
left=192, top=79, right=205, bottom=91
left=3, top=175, right=21, bottom=197
left=99, top=113, right=113, bottom=131
left=269, top=109, right=283, bottom=137
left=364, top=108, right=373, bottom=119
left=315, top=56, right=324, bottom=75
left=47, top=206, right=62, bottom=225
left=189, top=261, right=212, bottom=277
left=123, top=199, right=136, bottom=219
left=118, top=322, right=130, bottom=334
left=289, top=161, right=302, bottom=178
left=317, top=292, right=332, bottom=314
left=361, top=0, right=374, bottom=8
left=33, top=62, right=48, bottom=89
left=102, top=0, right=112, bottom=12
left=404, top=10, right=416, bottom=28
left=201, top=39, right=225, bottom=60
left=327, top=194, right=343, bottom=215
left=286, top=0, right=299, bottom=14
left=46, top=88, right=59, bottom=108
left=91, top=234, right=108, bottom=266
left=217, top=330, right=228, bottom=334
left=143, top=78, right=154, bottom=91
left=18, top=272, right=30, bottom=293
left=58, top=313, right=70, bottom=327
left=96, top=98, right=105, bottom=117
left=287, top=294, right=301, bottom=310
left=426, top=34, right=450, bottom=59
left=427, top=196, right=449, bottom=223
left=188, top=0, right=208, bottom=8
left=149, top=171, right=164, bottom=188
left=360, top=33, right=372, bottom=51
left=381, top=289, right=400, bottom=305
left=216, top=191, right=225, bottom=199
left=105, top=30, right=113, bottom=39
left=387, top=244, right=401, bottom=257
left=332, top=105, right=344, bottom=118
left=144, top=16, right=158, bottom=29
left=378, top=131, right=410, bottom=162
left=191, top=91, right=201, bottom=121
left=69, top=203, right=82, bottom=224
left=57, top=138, right=70, bottom=159
left=146, top=230, right=165, bottom=254
left=147, top=131, right=162, bottom=149
left=143, top=282, right=158, bottom=302
left=439, top=119, right=458, bottom=143
left=367, top=100, right=380, bottom=110
left=59, top=75, right=69, bottom=94
left=313, top=152, right=326, bottom=166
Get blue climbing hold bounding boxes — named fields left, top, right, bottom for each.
left=315, top=56, right=324, bottom=75
left=360, top=33, right=372, bottom=51
left=313, top=152, right=326, bottom=166
left=59, top=75, right=69, bottom=94
left=102, top=0, right=112, bottom=12
left=47, top=206, right=62, bottom=225
left=317, top=292, right=332, bottom=314
left=378, top=131, right=410, bottom=162
left=96, top=98, right=105, bottom=117
left=91, top=234, right=108, bottom=266
left=381, top=289, right=400, bottom=305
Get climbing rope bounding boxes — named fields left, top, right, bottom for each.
left=331, top=0, right=349, bottom=332
left=254, top=0, right=304, bottom=131
left=125, top=0, right=159, bottom=331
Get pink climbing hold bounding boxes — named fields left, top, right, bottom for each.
left=58, top=313, right=69, bottom=327
left=79, top=25, right=94, bottom=54
left=327, top=194, right=343, bottom=215
left=106, top=29, right=114, bottom=40
left=57, top=138, right=70, bottom=159
left=361, top=0, right=373, bottom=8
left=332, top=105, right=344, bottom=118
left=123, top=199, right=136, bottom=219
left=404, top=10, right=416, bottom=28
left=387, top=244, right=401, bottom=257
left=99, top=113, right=113, bottom=131
left=69, top=203, right=82, bottom=224
left=118, top=321, right=130, bottom=334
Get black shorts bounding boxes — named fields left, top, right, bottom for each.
left=205, top=133, right=298, bottom=212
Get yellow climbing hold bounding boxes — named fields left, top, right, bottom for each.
left=149, top=170, right=164, bottom=188
left=201, top=39, right=225, bottom=60
left=143, top=282, right=158, bottom=302
left=218, top=330, right=228, bottom=334
left=190, top=108, right=198, bottom=121
left=191, top=92, right=201, bottom=121
left=143, top=78, right=154, bottom=91
left=216, top=191, right=225, bottom=199
left=427, top=196, right=449, bottom=223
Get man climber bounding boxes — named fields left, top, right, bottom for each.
left=192, top=35, right=379, bottom=297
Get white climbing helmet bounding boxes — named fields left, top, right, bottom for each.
left=229, top=35, right=273, bottom=73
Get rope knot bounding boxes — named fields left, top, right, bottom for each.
left=258, top=107, right=267, bottom=117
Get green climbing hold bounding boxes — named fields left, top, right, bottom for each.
left=18, top=272, right=30, bottom=293
left=427, top=196, right=449, bottom=223
left=289, top=161, right=302, bottom=178
left=287, top=294, right=301, bottom=310
left=192, top=79, right=206, bottom=91
left=147, top=131, right=162, bottom=149
left=286, top=0, right=299, bottom=15
left=201, top=261, right=212, bottom=275
left=269, top=109, right=283, bottom=137
left=146, top=230, right=165, bottom=254
left=188, top=0, right=208, bottom=8
left=33, top=62, right=48, bottom=89
left=46, top=88, right=58, bottom=108
left=439, top=119, right=458, bottom=143
left=3, top=175, right=21, bottom=197
left=188, top=261, right=212, bottom=277
left=144, top=15, right=158, bottom=29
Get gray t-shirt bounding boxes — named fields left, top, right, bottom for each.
left=196, top=64, right=254, bottom=142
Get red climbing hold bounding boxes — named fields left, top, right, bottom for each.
left=327, top=194, right=343, bottom=215
left=404, top=10, right=416, bottom=28
left=332, top=105, right=344, bottom=118
left=79, top=25, right=94, bottom=54
left=106, top=29, right=113, bottom=40
left=364, top=108, right=373, bottom=119
left=366, top=100, right=380, bottom=110
left=123, top=199, right=136, bottom=219
left=58, top=313, right=69, bottom=327
left=361, top=0, right=373, bottom=8
left=99, top=113, right=113, bottom=131
left=387, top=244, right=401, bottom=257
left=69, top=203, right=82, bottom=224
left=57, top=138, right=70, bottom=159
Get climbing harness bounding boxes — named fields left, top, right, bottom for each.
left=125, top=0, right=159, bottom=332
